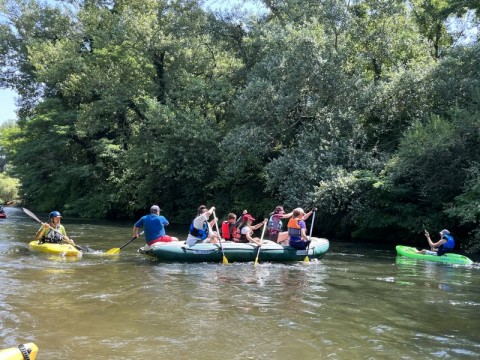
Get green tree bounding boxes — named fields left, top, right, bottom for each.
left=0, top=173, right=19, bottom=203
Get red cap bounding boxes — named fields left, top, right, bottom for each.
left=242, top=214, right=255, bottom=222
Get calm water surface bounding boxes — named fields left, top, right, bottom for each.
left=1, top=207, right=480, bottom=359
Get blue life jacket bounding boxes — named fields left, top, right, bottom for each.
left=267, top=215, right=282, bottom=232
left=189, top=221, right=209, bottom=240
left=443, top=234, right=455, bottom=249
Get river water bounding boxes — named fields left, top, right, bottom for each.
left=1, top=207, right=479, bottom=359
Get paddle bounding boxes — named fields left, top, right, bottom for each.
left=254, top=221, right=267, bottom=266
left=213, top=210, right=229, bottom=264
left=23, top=207, right=88, bottom=252
left=304, top=210, right=316, bottom=263
left=105, top=231, right=144, bottom=255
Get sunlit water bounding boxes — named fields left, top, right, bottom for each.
left=1, top=207, right=480, bottom=359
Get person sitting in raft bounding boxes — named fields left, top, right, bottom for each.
left=186, top=205, right=220, bottom=246
left=415, top=229, right=455, bottom=256
left=221, top=210, right=247, bottom=241
left=237, top=214, right=267, bottom=246
left=287, top=208, right=313, bottom=250
left=133, top=205, right=179, bottom=248
left=35, top=210, right=75, bottom=246
left=275, top=207, right=316, bottom=246
left=267, top=206, right=293, bottom=244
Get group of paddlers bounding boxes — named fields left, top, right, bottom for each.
left=31, top=205, right=456, bottom=257
left=133, top=204, right=317, bottom=250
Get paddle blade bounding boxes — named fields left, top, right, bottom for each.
left=254, top=257, right=259, bottom=266
left=222, top=254, right=229, bottom=264
left=303, top=255, right=310, bottom=263
left=105, top=248, right=120, bottom=255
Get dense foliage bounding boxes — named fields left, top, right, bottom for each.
left=0, top=0, right=479, bottom=250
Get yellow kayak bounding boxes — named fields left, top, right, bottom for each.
left=0, top=343, right=38, bottom=360
left=29, top=240, right=81, bottom=257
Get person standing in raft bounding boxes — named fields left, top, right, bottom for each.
left=35, top=210, right=75, bottom=245
left=221, top=210, right=247, bottom=241
left=287, top=208, right=314, bottom=250
left=186, top=205, right=220, bottom=246
left=415, top=229, right=455, bottom=256
left=237, top=214, right=267, bottom=246
left=133, top=205, right=179, bottom=249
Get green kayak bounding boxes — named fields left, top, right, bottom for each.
left=139, top=237, right=330, bottom=263
left=395, top=245, right=473, bottom=265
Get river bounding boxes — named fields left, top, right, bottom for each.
left=1, top=207, right=479, bottom=359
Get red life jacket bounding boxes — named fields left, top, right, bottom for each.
left=221, top=221, right=231, bottom=239
left=221, top=221, right=239, bottom=240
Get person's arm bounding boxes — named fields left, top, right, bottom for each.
left=133, top=218, right=144, bottom=238
left=60, top=226, right=74, bottom=245
left=245, top=227, right=261, bottom=245
left=252, top=219, right=267, bottom=231
left=431, top=238, right=447, bottom=248
left=303, top=208, right=317, bottom=221
left=301, top=227, right=309, bottom=241
left=425, top=231, right=446, bottom=249
left=162, top=216, right=169, bottom=227
left=205, top=206, right=215, bottom=218
left=133, top=226, right=141, bottom=238
left=280, top=212, right=293, bottom=219
left=35, top=224, right=48, bottom=240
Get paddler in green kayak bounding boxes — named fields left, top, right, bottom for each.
left=35, top=210, right=75, bottom=246
left=414, top=229, right=455, bottom=256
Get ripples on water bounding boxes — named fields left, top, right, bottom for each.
left=1, top=207, right=480, bottom=359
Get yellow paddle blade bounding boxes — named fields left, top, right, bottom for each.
left=303, top=255, right=310, bottom=263
left=222, top=255, right=229, bottom=264
left=254, top=258, right=259, bottom=266
left=105, top=248, right=120, bottom=255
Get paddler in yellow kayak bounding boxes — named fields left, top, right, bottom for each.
left=35, top=210, right=75, bottom=246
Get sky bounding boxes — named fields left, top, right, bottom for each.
left=0, top=89, right=17, bottom=125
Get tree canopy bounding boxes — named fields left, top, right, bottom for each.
left=1, top=0, right=479, bottom=250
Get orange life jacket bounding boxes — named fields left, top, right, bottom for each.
left=287, top=218, right=302, bottom=238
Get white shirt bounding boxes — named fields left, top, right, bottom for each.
left=186, top=213, right=210, bottom=246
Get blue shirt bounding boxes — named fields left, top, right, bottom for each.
left=134, top=214, right=169, bottom=242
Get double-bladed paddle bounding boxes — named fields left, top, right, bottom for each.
left=23, top=207, right=90, bottom=252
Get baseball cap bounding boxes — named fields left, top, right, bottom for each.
left=242, top=214, right=255, bottom=222
left=150, top=205, right=161, bottom=213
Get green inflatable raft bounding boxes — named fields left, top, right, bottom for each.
left=139, top=237, right=330, bottom=263
left=395, top=245, right=473, bottom=265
